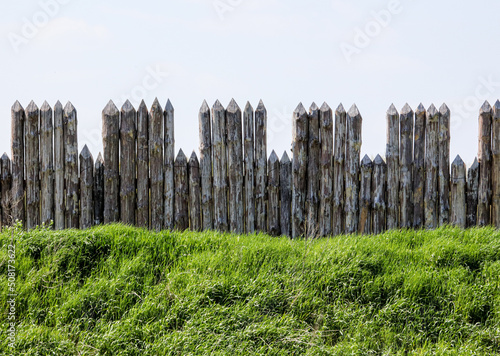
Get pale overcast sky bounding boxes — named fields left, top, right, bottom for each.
left=1, top=0, right=499, bottom=166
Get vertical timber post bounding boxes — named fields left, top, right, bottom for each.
left=40, top=101, right=54, bottom=227
left=137, top=101, right=149, bottom=228
left=25, top=101, right=40, bottom=230
left=268, top=151, right=280, bottom=236
left=243, top=102, right=255, bottom=233
left=280, top=152, right=292, bottom=237
left=255, top=100, right=267, bottom=232
left=345, top=104, right=362, bottom=234
left=80, top=146, right=94, bottom=229
left=54, top=101, right=65, bottom=230
left=478, top=101, right=492, bottom=226
left=64, top=102, right=79, bottom=228
left=332, top=104, right=346, bottom=235
left=227, top=99, right=244, bottom=233
left=149, top=98, right=164, bottom=231
left=359, top=155, right=372, bottom=235
left=292, top=103, right=308, bottom=238
left=438, top=104, right=451, bottom=226
left=372, top=155, right=387, bottom=235
left=120, top=100, right=137, bottom=225
left=102, top=100, right=120, bottom=225
left=189, top=152, right=201, bottom=231
left=212, top=100, right=228, bottom=232
left=424, top=104, right=439, bottom=229
left=164, top=99, right=175, bottom=230
left=450, top=155, right=466, bottom=228
left=399, top=103, right=413, bottom=229
left=466, top=158, right=479, bottom=227
left=174, top=149, right=188, bottom=231
left=386, top=104, right=399, bottom=230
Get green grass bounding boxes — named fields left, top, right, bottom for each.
left=1, top=225, right=500, bottom=355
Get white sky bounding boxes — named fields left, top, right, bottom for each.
left=1, top=0, right=500, bottom=167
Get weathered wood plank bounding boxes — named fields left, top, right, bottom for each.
left=136, top=101, right=149, bottom=228
left=424, top=104, right=439, bottom=229
left=372, top=155, right=387, bottom=234
left=11, top=101, right=25, bottom=225
left=40, top=101, right=54, bottom=227
left=54, top=101, right=65, bottom=230
left=199, top=101, right=213, bottom=231
left=174, top=149, right=188, bottom=231
left=64, top=102, right=79, bottom=228
left=292, top=103, right=308, bottom=238
left=79, top=145, right=94, bottom=229
left=492, top=100, right=500, bottom=227
left=386, top=104, right=399, bottom=230
left=478, top=101, right=492, bottom=226
left=94, top=153, right=104, bottom=225
left=25, top=101, right=40, bottom=230
left=149, top=98, right=164, bottom=231
left=120, top=100, right=137, bottom=225
left=438, top=104, right=451, bottom=226
left=466, top=158, right=479, bottom=227
left=359, top=155, right=373, bottom=235
left=164, top=99, right=175, bottom=230
left=399, top=103, right=413, bottom=229
left=332, top=104, right=346, bottom=235
left=212, top=100, right=228, bottom=232
left=102, top=100, right=120, bottom=225
left=319, top=102, right=333, bottom=237
left=1, top=154, right=12, bottom=227
left=189, top=152, right=201, bottom=232
left=255, top=100, right=267, bottom=232
left=268, top=151, right=280, bottom=236
left=227, top=99, right=244, bottom=233
left=280, top=152, right=292, bottom=237
left=450, top=155, right=466, bottom=228
left=306, top=103, right=320, bottom=237
left=345, top=104, right=362, bottom=234
left=243, top=102, right=255, bottom=234
left=413, top=103, right=426, bottom=228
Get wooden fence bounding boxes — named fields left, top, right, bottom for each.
left=2, top=98, right=499, bottom=237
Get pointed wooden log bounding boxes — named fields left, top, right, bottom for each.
left=243, top=102, right=255, bottom=233
left=359, top=155, right=373, bottom=235
left=255, top=100, right=267, bottom=232
left=438, top=104, right=451, bottom=226
left=450, top=155, right=466, bottom=228
left=227, top=99, right=244, bottom=233
left=345, top=104, right=362, bottom=234
left=1, top=154, right=12, bottom=227
left=120, top=100, right=137, bottom=225
left=54, top=101, right=65, bottom=230
left=164, top=99, right=175, bottom=230
left=174, top=149, right=188, bottom=231
left=319, top=103, right=333, bottom=237
left=372, top=154, right=387, bottom=235
left=79, top=146, right=94, bottom=229
left=466, top=158, right=479, bottom=227
left=189, top=152, right=201, bottom=232
left=386, top=104, right=399, bottom=230
left=413, top=103, right=426, bottom=228
left=424, top=104, right=439, bottom=229
left=399, top=103, right=413, bottom=229
left=102, top=100, right=120, bottom=225
left=11, top=101, right=25, bottom=225
left=199, top=100, right=213, bottom=231
left=25, top=101, right=40, bottom=230
left=306, top=103, right=320, bottom=237
left=40, top=101, right=54, bottom=227
left=137, top=101, right=149, bottom=229
left=478, top=101, right=492, bottom=226
left=212, top=100, right=228, bottom=232
left=268, top=151, right=280, bottom=236
left=492, top=100, right=500, bottom=227
left=280, top=152, right=292, bottom=237
left=64, top=102, right=79, bottom=228
left=333, top=104, right=346, bottom=235
left=93, top=153, right=104, bottom=225
left=149, top=98, right=164, bottom=231
left=292, top=103, right=308, bottom=238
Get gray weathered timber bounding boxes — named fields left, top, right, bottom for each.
left=345, top=104, right=362, bottom=234
left=11, top=101, right=25, bottom=224
left=359, top=155, right=373, bottom=235
left=413, top=104, right=426, bottom=228
left=25, top=101, right=40, bottom=230
left=136, top=101, right=149, bottom=228
left=40, top=101, right=54, bottom=227
left=372, top=155, right=387, bottom=235
left=478, top=101, right=492, bottom=226
left=306, top=103, right=320, bottom=238
left=399, top=103, right=413, bottom=229
left=280, top=152, right=292, bottom=237
left=243, top=102, right=255, bottom=233
left=319, top=103, right=333, bottom=237
left=174, top=149, right=188, bottom=231
left=120, top=100, right=137, bottom=225
left=149, top=98, right=164, bottom=231
left=212, top=100, right=228, bottom=232
left=227, top=99, right=244, bottom=233
left=386, top=104, right=399, bottom=230
left=332, top=104, right=346, bottom=235
left=466, top=158, right=479, bottom=227
left=102, top=100, right=120, bottom=225
left=255, top=100, right=267, bottom=232
left=450, top=155, right=466, bottom=228
left=292, top=103, right=308, bottom=238
left=94, top=153, right=104, bottom=225
left=424, top=104, right=439, bottom=229
left=1, top=154, right=12, bottom=227
left=438, top=104, right=451, bottom=226
left=189, top=152, right=201, bottom=231
left=54, top=101, right=65, bottom=230
left=199, top=101, right=213, bottom=231
left=79, top=146, right=94, bottom=229
left=492, top=100, right=500, bottom=227
left=268, top=151, right=280, bottom=236
left=64, top=102, right=79, bottom=228
left=164, top=99, right=175, bottom=229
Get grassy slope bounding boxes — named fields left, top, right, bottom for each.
left=0, top=225, right=500, bottom=355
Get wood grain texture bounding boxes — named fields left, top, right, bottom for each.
left=102, top=100, right=120, bottom=225
left=466, top=158, right=479, bottom=227
left=11, top=101, right=25, bottom=225
left=149, top=98, right=164, bottom=231
left=64, top=102, right=79, bottom=228
left=164, top=100, right=175, bottom=230
left=255, top=100, right=267, bottom=232
left=307, top=103, right=320, bottom=237
left=199, top=101, right=213, bottom=231
left=174, top=150, right=188, bottom=231
left=319, top=103, right=333, bottom=237
left=136, top=101, right=149, bottom=228
left=25, top=101, right=40, bottom=229
left=79, top=146, right=94, bottom=229
left=120, top=100, right=137, bottom=225
left=40, top=101, right=54, bottom=227
left=399, top=104, right=413, bottom=229
left=438, top=104, right=451, bottom=226
left=345, top=104, right=362, bottom=234
left=450, top=155, right=466, bottom=228
left=372, top=155, right=387, bottom=235
left=478, top=101, right=492, bottom=226
left=227, top=99, right=244, bottom=233
left=212, top=100, right=228, bottom=232
left=93, top=153, right=104, bottom=225
left=413, top=104, right=426, bottom=228
left=189, top=152, right=201, bottom=232
left=424, top=104, right=439, bottom=229
left=280, top=152, right=292, bottom=237
left=386, top=104, right=399, bottom=230
left=292, top=103, right=308, bottom=238
left=268, top=151, right=280, bottom=236
left=332, top=104, right=346, bottom=235
left=243, top=102, right=255, bottom=233
left=359, top=155, right=372, bottom=235
left=54, top=101, right=65, bottom=229
left=1, top=154, right=12, bottom=227
left=492, top=100, right=500, bottom=227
